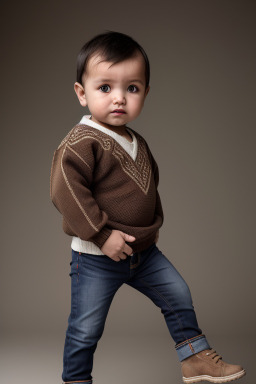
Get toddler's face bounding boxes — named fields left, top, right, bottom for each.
left=74, top=52, right=150, bottom=132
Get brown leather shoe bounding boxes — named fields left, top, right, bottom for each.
left=181, top=349, right=246, bottom=383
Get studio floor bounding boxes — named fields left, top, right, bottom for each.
left=1, top=333, right=251, bottom=384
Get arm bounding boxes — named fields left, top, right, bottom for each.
left=150, top=151, right=164, bottom=225
left=50, top=140, right=112, bottom=249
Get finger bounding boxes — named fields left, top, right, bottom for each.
left=119, top=252, right=128, bottom=260
left=112, top=255, right=121, bottom=262
left=111, top=251, right=127, bottom=261
left=112, top=252, right=128, bottom=262
left=122, top=233, right=136, bottom=242
left=123, top=244, right=134, bottom=256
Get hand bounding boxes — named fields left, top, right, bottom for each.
left=100, top=230, right=136, bottom=262
left=155, top=229, right=159, bottom=243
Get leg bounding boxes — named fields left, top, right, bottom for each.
left=62, top=250, right=125, bottom=384
left=126, top=244, right=246, bottom=383
left=125, top=243, right=210, bottom=361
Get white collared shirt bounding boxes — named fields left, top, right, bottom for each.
left=79, top=115, right=138, bottom=161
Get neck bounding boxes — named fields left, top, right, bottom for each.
left=90, top=116, right=127, bottom=136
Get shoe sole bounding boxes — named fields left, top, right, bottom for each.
left=182, top=369, right=246, bottom=383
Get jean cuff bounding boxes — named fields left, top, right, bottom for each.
left=175, top=334, right=211, bottom=361
left=62, top=381, right=92, bottom=384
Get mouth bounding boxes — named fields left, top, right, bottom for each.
left=111, top=109, right=126, bottom=114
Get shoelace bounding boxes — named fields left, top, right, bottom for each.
left=205, top=349, right=222, bottom=363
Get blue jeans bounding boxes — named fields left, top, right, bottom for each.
left=62, top=242, right=210, bottom=384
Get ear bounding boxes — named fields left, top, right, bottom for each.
left=74, top=82, right=87, bottom=107
left=145, top=85, right=150, bottom=97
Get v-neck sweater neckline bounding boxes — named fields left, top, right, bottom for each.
left=79, top=115, right=138, bottom=162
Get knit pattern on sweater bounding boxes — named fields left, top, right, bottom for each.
left=50, top=123, right=164, bottom=253
left=58, top=124, right=152, bottom=194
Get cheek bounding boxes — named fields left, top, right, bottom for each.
left=130, top=97, right=145, bottom=113
left=88, top=94, right=107, bottom=109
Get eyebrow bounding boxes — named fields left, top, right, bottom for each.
left=95, top=79, right=144, bottom=85
left=129, top=79, right=144, bottom=85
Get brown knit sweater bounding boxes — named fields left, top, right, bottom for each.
left=50, top=123, right=164, bottom=253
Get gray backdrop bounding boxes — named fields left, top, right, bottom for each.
left=1, top=1, right=255, bottom=383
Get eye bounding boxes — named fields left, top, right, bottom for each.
left=99, top=84, right=111, bottom=93
left=128, top=85, right=138, bottom=93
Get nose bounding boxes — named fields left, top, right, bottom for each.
left=113, top=90, right=126, bottom=105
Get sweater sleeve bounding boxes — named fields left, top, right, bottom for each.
left=50, top=139, right=112, bottom=249
left=149, top=150, right=164, bottom=225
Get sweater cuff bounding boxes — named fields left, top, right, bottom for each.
left=89, top=227, right=113, bottom=249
